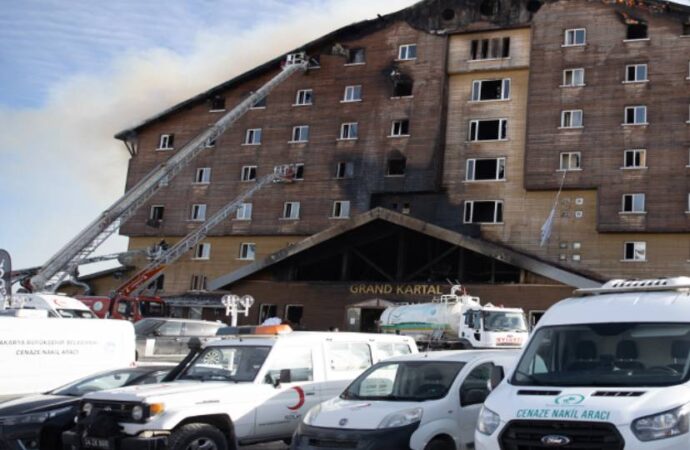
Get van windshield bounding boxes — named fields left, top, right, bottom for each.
left=179, top=346, right=270, bottom=382
left=484, top=311, right=527, bottom=332
left=341, top=361, right=465, bottom=401
left=56, top=309, right=97, bottom=318
left=512, top=323, right=690, bottom=387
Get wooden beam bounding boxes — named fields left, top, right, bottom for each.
left=404, top=246, right=458, bottom=281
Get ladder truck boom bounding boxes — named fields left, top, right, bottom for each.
left=117, top=166, right=294, bottom=298
left=30, top=53, right=309, bottom=292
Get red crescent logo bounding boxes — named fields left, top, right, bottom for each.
left=287, top=386, right=305, bottom=411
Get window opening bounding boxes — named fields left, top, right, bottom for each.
left=387, top=158, right=407, bottom=176
left=469, top=119, right=508, bottom=141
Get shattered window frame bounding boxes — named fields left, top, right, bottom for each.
left=463, top=200, right=504, bottom=224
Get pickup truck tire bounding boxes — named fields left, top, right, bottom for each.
left=169, top=423, right=228, bottom=450
left=424, top=437, right=455, bottom=450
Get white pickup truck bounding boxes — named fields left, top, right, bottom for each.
left=62, top=331, right=416, bottom=450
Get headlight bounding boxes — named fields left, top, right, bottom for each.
left=82, top=402, right=93, bottom=416
left=132, top=405, right=144, bottom=421
left=2, top=406, right=73, bottom=426
left=477, top=406, right=501, bottom=436
left=378, top=408, right=423, bottom=429
left=632, top=404, right=690, bottom=442
left=302, top=404, right=322, bottom=426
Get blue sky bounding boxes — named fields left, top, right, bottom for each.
left=1, top=0, right=689, bottom=273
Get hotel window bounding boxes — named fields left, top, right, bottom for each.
left=471, top=79, right=510, bottom=101
left=466, top=158, right=506, bottom=181
left=624, top=106, right=647, bottom=125
left=390, top=119, right=410, bottom=137
left=463, top=201, right=503, bottom=224
left=190, top=204, right=207, bottom=221
left=190, top=274, right=207, bottom=291
left=621, top=193, right=646, bottom=213
left=398, top=44, right=417, bottom=60
left=236, top=203, right=252, bottom=221
left=469, top=119, right=507, bottom=141
left=343, top=85, right=362, bottom=102
left=626, top=23, right=648, bottom=40
left=239, top=243, right=256, bottom=261
left=259, top=304, right=278, bottom=324
left=623, top=242, right=646, bottom=261
left=282, top=202, right=300, bottom=220
left=387, top=157, right=407, bottom=176
left=293, top=163, right=305, bottom=180
left=336, top=162, right=354, bottom=179
left=393, top=79, right=414, bottom=97
left=244, top=128, right=262, bottom=145
left=470, top=37, right=510, bottom=60
left=346, top=48, right=365, bottom=65
left=564, top=28, right=586, bottom=46
left=210, top=96, right=225, bottom=111
left=623, top=149, right=646, bottom=168
left=332, top=201, right=351, bottom=218
left=251, top=96, right=267, bottom=109
left=339, top=122, right=359, bottom=140
left=295, top=89, right=313, bottom=106
left=625, top=64, right=648, bottom=82
left=194, top=168, right=211, bottom=184
left=562, top=68, right=585, bottom=87
left=192, top=243, right=211, bottom=260
left=157, top=134, right=174, bottom=150
left=561, top=110, right=583, bottom=128
left=559, top=152, right=581, bottom=171
left=241, top=165, right=257, bottom=181
left=291, top=125, right=310, bottom=143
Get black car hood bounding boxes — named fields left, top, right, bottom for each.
left=0, top=395, right=77, bottom=416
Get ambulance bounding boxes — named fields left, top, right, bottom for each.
left=476, top=277, right=690, bottom=449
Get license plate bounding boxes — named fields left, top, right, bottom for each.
left=83, top=437, right=111, bottom=450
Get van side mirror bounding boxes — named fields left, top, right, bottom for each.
left=488, top=366, right=505, bottom=391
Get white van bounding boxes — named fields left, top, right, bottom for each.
left=476, top=277, right=690, bottom=450
left=294, top=350, right=518, bottom=450
left=0, top=315, right=135, bottom=399
left=63, top=331, right=416, bottom=449
left=5, top=293, right=97, bottom=318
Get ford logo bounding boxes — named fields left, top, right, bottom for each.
left=541, top=435, right=571, bottom=447
left=339, top=418, right=348, bottom=426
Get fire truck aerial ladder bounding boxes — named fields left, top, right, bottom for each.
left=29, top=53, right=309, bottom=293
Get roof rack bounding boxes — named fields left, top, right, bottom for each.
left=574, top=277, right=690, bottom=297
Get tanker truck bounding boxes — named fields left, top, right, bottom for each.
left=378, top=285, right=528, bottom=350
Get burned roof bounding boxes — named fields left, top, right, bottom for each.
left=114, top=0, right=690, bottom=141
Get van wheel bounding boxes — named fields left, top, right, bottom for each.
left=169, top=424, right=228, bottom=450
left=425, top=437, right=455, bottom=450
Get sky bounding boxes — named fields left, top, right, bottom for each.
left=1, top=0, right=689, bottom=273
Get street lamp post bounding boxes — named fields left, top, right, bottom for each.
left=222, top=294, right=254, bottom=327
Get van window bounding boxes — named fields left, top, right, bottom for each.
left=327, top=342, right=372, bottom=372
left=265, top=346, right=313, bottom=383
left=180, top=346, right=270, bottom=382
left=116, top=300, right=133, bottom=317
left=460, top=363, right=493, bottom=406
left=375, top=342, right=412, bottom=359
left=157, top=321, right=183, bottom=337
left=184, top=322, right=218, bottom=336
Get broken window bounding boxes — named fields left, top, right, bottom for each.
left=564, top=28, right=586, bottom=46
left=479, top=0, right=499, bottom=16
left=626, top=64, right=648, bottom=82
left=239, top=243, right=256, bottom=260
left=285, top=305, right=304, bottom=325
left=563, top=68, right=585, bottom=86
left=236, top=203, right=252, bottom=220
left=332, top=200, right=351, bottom=218
left=241, top=165, right=257, bottom=181
left=191, top=204, right=207, bottom=221
left=157, top=134, right=174, bottom=150
left=559, top=152, right=581, bottom=171
left=210, top=96, right=225, bottom=111
left=469, top=119, right=508, bottom=141
left=190, top=274, right=208, bottom=291
left=346, top=48, right=366, bottom=64
left=205, top=136, right=216, bottom=148
left=624, top=242, right=646, bottom=261
left=684, top=23, right=690, bottom=36
left=390, top=119, right=410, bottom=137
left=291, top=125, right=310, bottom=142
left=282, top=202, right=300, bottom=220
left=194, top=167, right=211, bottom=184
left=336, top=162, right=354, bottom=179
left=259, top=304, right=278, bottom=324
left=295, top=89, right=313, bottom=106
left=471, top=79, right=510, bottom=101
left=464, top=201, right=503, bottom=224
left=627, top=23, right=648, bottom=40
left=387, top=158, right=407, bottom=176
left=466, top=158, right=506, bottom=181
left=624, top=106, right=647, bottom=125
left=393, top=79, right=413, bottom=97
left=340, top=122, right=359, bottom=140
left=149, top=205, right=164, bottom=222
left=561, top=110, right=583, bottom=128
left=470, top=37, right=510, bottom=60
left=193, top=243, right=211, bottom=260
left=244, top=128, right=262, bottom=144
left=251, top=96, right=267, bottom=108
left=398, top=44, right=417, bottom=60
left=343, top=85, right=362, bottom=102
left=292, top=163, right=304, bottom=180
left=622, top=193, right=645, bottom=213
left=624, top=149, right=646, bottom=168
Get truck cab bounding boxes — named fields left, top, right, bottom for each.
left=476, top=277, right=690, bottom=450
left=63, top=331, right=416, bottom=450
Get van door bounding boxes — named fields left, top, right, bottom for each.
left=323, top=341, right=373, bottom=400
left=254, top=345, right=320, bottom=439
left=457, top=361, right=495, bottom=446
